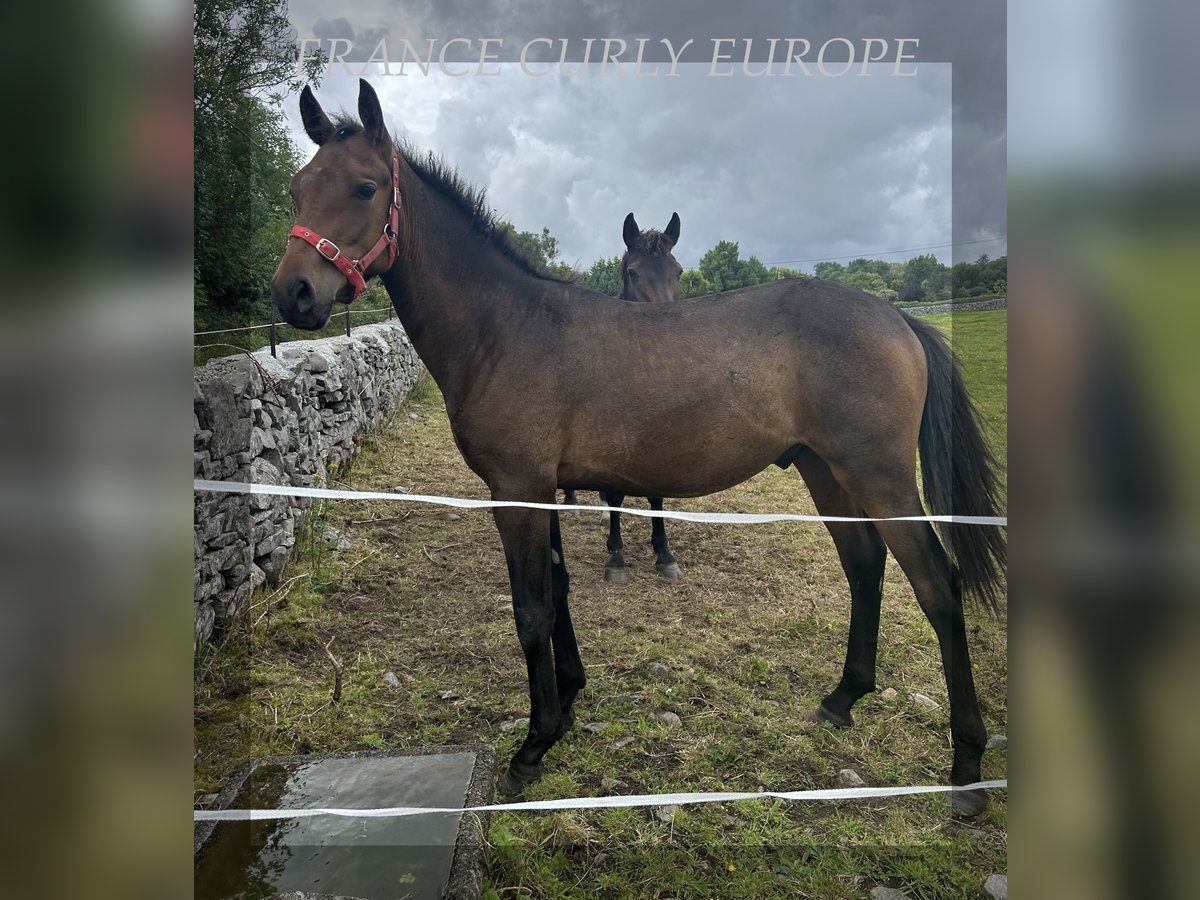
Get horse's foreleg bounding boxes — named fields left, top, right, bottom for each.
left=602, top=491, right=629, bottom=584
left=794, top=452, right=886, bottom=727
left=492, top=503, right=563, bottom=796
left=648, top=498, right=682, bottom=579
left=549, top=511, right=585, bottom=728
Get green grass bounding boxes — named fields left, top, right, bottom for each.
left=195, top=314, right=1007, bottom=898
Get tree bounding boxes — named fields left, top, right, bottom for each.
left=812, top=260, right=845, bottom=282
left=580, top=256, right=623, bottom=296
left=679, top=270, right=714, bottom=298
left=194, top=0, right=324, bottom=321
left=767, top=266, right=806, bottom=281
left=699, top=240, right=745, bottom=292
left=741, top=255, right=769, bottom=286
left=843, top=270, right=889, bottom=296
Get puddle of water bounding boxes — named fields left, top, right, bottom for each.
left=196, top=753, right=477, bottom=900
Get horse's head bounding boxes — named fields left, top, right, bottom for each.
left=620, top=213, right=682, bottom=304
left=271, top=80, right=402, bottom=329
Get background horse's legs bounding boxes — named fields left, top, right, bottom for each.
left=562, top=489, right=577, bottom=506
left=602, top=491, right=629, bottom=584
left=492, top=502, right=565, bottom=796
left=793, top=451, right=886, bottom=727
left=870, top=504, right=989, bottom=817
left=648, top=498, right=683, bottom=579
left=549, top=512, right=585, bottom=728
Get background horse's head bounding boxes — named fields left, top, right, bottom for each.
left=620, top=212, right=682, bottom=304
left=271, top=80, right=400, bottom=329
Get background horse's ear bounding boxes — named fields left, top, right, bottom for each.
left=358, top=79, right=387, bottom=145
left=623, top=213, right=639, bottom=250
left=664, top=212, right=681, bottom=248
left=300, top=85, right=335, bottom=146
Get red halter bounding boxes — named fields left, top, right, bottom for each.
left=288, top=149, right=402, bottom=303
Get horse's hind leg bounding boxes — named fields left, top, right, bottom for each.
left=549, top=511, right=585, bottom=728
left=602, top=491, right=630, bottom=584
left=849, top=481, right=989, bottom=816
left=649, top=498, right=683, bottom=579
left=793, top=450, right=886, bottom=727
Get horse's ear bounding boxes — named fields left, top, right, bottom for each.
left=664, top=212, right=681, bottom=248
left=623, top=213, right=639, bottom=250
left=358, top=79, right=387, bottom=145
left=300, top=85, right=335, bottom=146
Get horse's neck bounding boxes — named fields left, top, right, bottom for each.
left=380, top=181, right=548, bottom=406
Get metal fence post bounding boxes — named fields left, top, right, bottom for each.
left=269, top=304, right=277, bottom=357
left=345, top=306, right=351, bottom=336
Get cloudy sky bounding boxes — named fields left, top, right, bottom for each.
left=281, top=2, right=1006, bottom=272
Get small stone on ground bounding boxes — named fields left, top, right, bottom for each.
left=382, top=672, right=402, bottom=688
left=610, top=736, right=635, bottom=750
left=836, top=768, right=866, bottom=788
left=986, top=734, right=1007, bottom=750
left=654, top=711, right=682, bottom=727
left=582, top=722, right=609, bottom=733
left=909, top=692, right=940, bottom=710
left=879, top=687, right=898, bottom=700
left=870, top=887, right=912, bottom=900
left=499, top=717, right=529, bottom=733
left=983, top=873, right=1007, bottom=899
left=600, top=777, right=627, bottom=792
left=654, top=804, right=680, bottom=823
left=647, top=662, right=670, bottom=676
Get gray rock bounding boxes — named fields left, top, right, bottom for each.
left=582, top=722, right=609, bottom=733
left=983, top=874, right=1007, bottom=899
left=654, top=804, right=680, bottom=823
left=870, top=888, right=912, bottom=900
left=382, top=672, right=402, bottom=689
left=836, top=768, right=866, bottom=788
left=322, top=527, right=352, bottom=551
left=257, top=546, right=290, bottom=584
left=654, top=711, right=682, bottom=727
left=499, top=717, right=530, bottom=734
left=986, top=734, right=1007, bottom=751
left=647, top=662, right=670, bottom=676
left=610, top=736, right=636, bottom=750
left=909, top=692, right=940, bottom=711
left=879, top=687, right=898, bottom=701
left=600, top=777, right=627, bottom=791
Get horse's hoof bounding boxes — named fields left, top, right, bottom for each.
left=604, top=566, right=630, bottom=585
left=809, top=703, right=853, bottom=728
left=562, top=706, right=577, bottom=732
left=656, top=561, right=683, bottom=580
left=948, top=787, right=988, bottom=818
left=497, top=761, right=543, bottom=799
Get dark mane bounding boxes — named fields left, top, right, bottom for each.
left=330, top=116, right=572, bottom=283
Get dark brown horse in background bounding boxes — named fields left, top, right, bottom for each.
left=272, top=81, right=1006, bottom=815
left=597, top=212, right=685, bottom=583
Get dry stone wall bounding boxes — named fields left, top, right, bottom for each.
left=193, top=322, right=422, bottom=650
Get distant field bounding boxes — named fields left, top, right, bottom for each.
left=195, top=310, right=1007, bottom=899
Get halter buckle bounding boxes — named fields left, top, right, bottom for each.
left=315, top=238, right=341, bottom=261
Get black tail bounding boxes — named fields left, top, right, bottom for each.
left=905, top=314, right=1007, bottom=611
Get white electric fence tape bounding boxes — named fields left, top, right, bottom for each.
left=194, top=480, right=1007, bottom=527
left=194, top=779, right=1007, bottom=821
left=193, top=480, right=1006, bottom=823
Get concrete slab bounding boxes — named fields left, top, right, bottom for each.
left=195, top=746, right=495, bottom=900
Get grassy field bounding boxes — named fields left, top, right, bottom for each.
left=194, top=310, right=1007, bottom=898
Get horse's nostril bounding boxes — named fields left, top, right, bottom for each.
left=292, top=276, right=314, bottom=308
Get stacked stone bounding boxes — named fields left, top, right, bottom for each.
left=193, top=322, right=422, bottom=650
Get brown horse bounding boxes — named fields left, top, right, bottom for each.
left=272, top=81, right=1006, bottom=815
left=597, top=212, right=685, bottom=584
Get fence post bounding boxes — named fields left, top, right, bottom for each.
left=345, top=306, right=351, bottom=336
left=269, top=304, right=277, bottom=358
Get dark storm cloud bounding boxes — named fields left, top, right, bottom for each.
left=284, top=1, right=1005, bottom=267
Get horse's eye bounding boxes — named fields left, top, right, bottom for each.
left=627, top=268, right=640, bottom=280
left=356, top=184, right=377, bottom=200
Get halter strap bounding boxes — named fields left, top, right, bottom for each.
left=288, top=150, right=401, bottom=303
